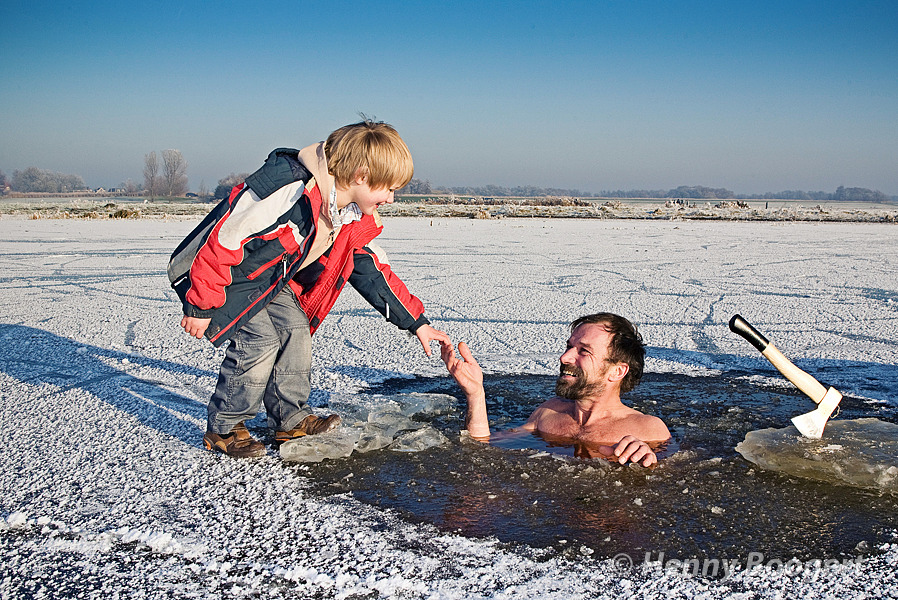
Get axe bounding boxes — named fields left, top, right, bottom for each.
left=728, top=314, right=841, bottom=438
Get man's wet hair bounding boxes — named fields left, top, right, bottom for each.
left=569, top=313, right=645, bottom=393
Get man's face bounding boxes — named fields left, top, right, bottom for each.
left=555, top=323, right=614, bottom=400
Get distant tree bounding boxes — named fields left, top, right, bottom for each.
left=197, top=180, right=210, bottom=201
left=443, top=183, right=592, bottom=197
left=11, top=167, right=85, bottom=193
left=833, top=185, right=889, bottom=203
left=11, top=167, right=46, bottom=192
left=398, top=178, right=433, bottom=195
left=600, top=189, right=668, bottom=198
left=121, top=179, right=142, bottom=195
left=667, top=185, right=734, bottom=199
left=0, top=170, right=8, bottom=191
left=144, top=152, right=160, bottom=200
left=213, top=172, right=249, bottom=200
left=162, top=149, right=188, bottom=197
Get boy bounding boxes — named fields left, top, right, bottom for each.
left=169, top=120, right=450, bottom=458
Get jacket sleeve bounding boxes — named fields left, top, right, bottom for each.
left=182, top=184, right=248, bottom=316
left=348, top=245, right=430, bottom=333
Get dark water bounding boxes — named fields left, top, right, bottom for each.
left=299, top=372, right=898, bottom=565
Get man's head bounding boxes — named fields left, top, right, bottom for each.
left=325, top=119, right=414, bottom=191
left=555, top=313, right=645, bottom=400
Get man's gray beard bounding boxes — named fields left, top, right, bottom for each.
left=554, top=375, right=606, bottom=401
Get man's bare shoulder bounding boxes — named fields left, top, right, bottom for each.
left=534, top=396, right=574, bottom=412
left=522, top=397, right=575, bottom=430
left=618, top=410, right=670, bottom=442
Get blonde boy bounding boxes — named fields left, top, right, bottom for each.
left=170, top=120, right=450, bottom=457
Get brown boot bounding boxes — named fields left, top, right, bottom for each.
left=203, top=422, right=265, bottom=458
left=275, top=414, right=341, bottom=444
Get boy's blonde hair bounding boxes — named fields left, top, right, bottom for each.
left=325, top=120, right=414, bottom=190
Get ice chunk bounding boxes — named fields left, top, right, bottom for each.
left=280, top=392, right=456, bottom=461
left=355, top=422, right=397, bottom=453
left=393, top=393, right=456, bottom=417
left=390, top=427, right=449, bottom=452
left=279, top=428, right=361, bottom=463
left=325, top=397, right=371, bottom=425
left=366, top=406, right=423, bottom=438
left=735, top=418, right=898, bottom=493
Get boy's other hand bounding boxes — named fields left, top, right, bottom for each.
left=181, top=316, right=211, bottom=339
left=415, top=324, right=451, bottom=356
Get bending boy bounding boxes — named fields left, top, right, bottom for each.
left=170, top=120, right=450, bottom=458
left=441, top=313, right=669, bottom=466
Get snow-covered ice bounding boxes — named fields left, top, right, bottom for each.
left=1, top=215, right=897, bottom=598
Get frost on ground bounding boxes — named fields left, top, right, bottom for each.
left=1, top=216, right=897, bottom=599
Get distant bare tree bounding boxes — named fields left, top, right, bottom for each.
left=213, top=172, right=249, bottom=200
left=144, top=152, right=160, bottom=200
left=121, top=179, right=141, bottom=195
left=197, top=179, right=210, bottom=201
left=398, top=178, right=433, bottom=195
left=11, top=167, right=85, bottom=193
left=162, top=149, right=188, bottom=197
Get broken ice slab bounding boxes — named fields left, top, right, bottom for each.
left=735, top=418, right=898, bottom=494
left=280, top=392, right=459, bottom=462
left=367, top=405, right=424, bottom=438
left=393, top=393, right=456, bottom=417
left=279, top=428, right=361, bottom=463
left=327, top=393, right=456, bottom=426
left=355, top=425, right=395, bottom=453
left=390, top=426, right=449, bottom=452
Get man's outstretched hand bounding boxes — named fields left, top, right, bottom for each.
left=440, top=341, right=484, bottom=397
left=441, top=341, right=490, bottom=439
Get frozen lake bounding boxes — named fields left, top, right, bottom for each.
left=1, top=216, right=897, bottom=598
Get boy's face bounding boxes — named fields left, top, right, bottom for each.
left=352, top=179, right=399, bottom=215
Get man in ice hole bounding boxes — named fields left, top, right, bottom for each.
left=441, top=313, right=670, bottom=466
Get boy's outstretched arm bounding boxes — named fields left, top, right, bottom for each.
left=440, top=341, right=490, bottom=440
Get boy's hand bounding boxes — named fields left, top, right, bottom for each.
left=414, top=324, right=451, bottom=356
left=181, top=316, right=211, bottom=339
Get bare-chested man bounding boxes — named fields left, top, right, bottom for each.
left=440, top=313, right=670, bottom=466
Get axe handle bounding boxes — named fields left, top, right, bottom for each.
left=729, top=314, right=827, bottom=404
left=759, top=344, right=827, bottom=404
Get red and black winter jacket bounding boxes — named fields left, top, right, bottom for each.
left=168, top=148, right=430, bottom=346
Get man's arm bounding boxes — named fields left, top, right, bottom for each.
left=440, top=342, right=490, bottom=440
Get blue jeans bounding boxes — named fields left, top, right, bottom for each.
left=207, top=286, right=313, bottom=434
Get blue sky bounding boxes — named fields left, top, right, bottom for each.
left=2, top=0, right=896, bottom=195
